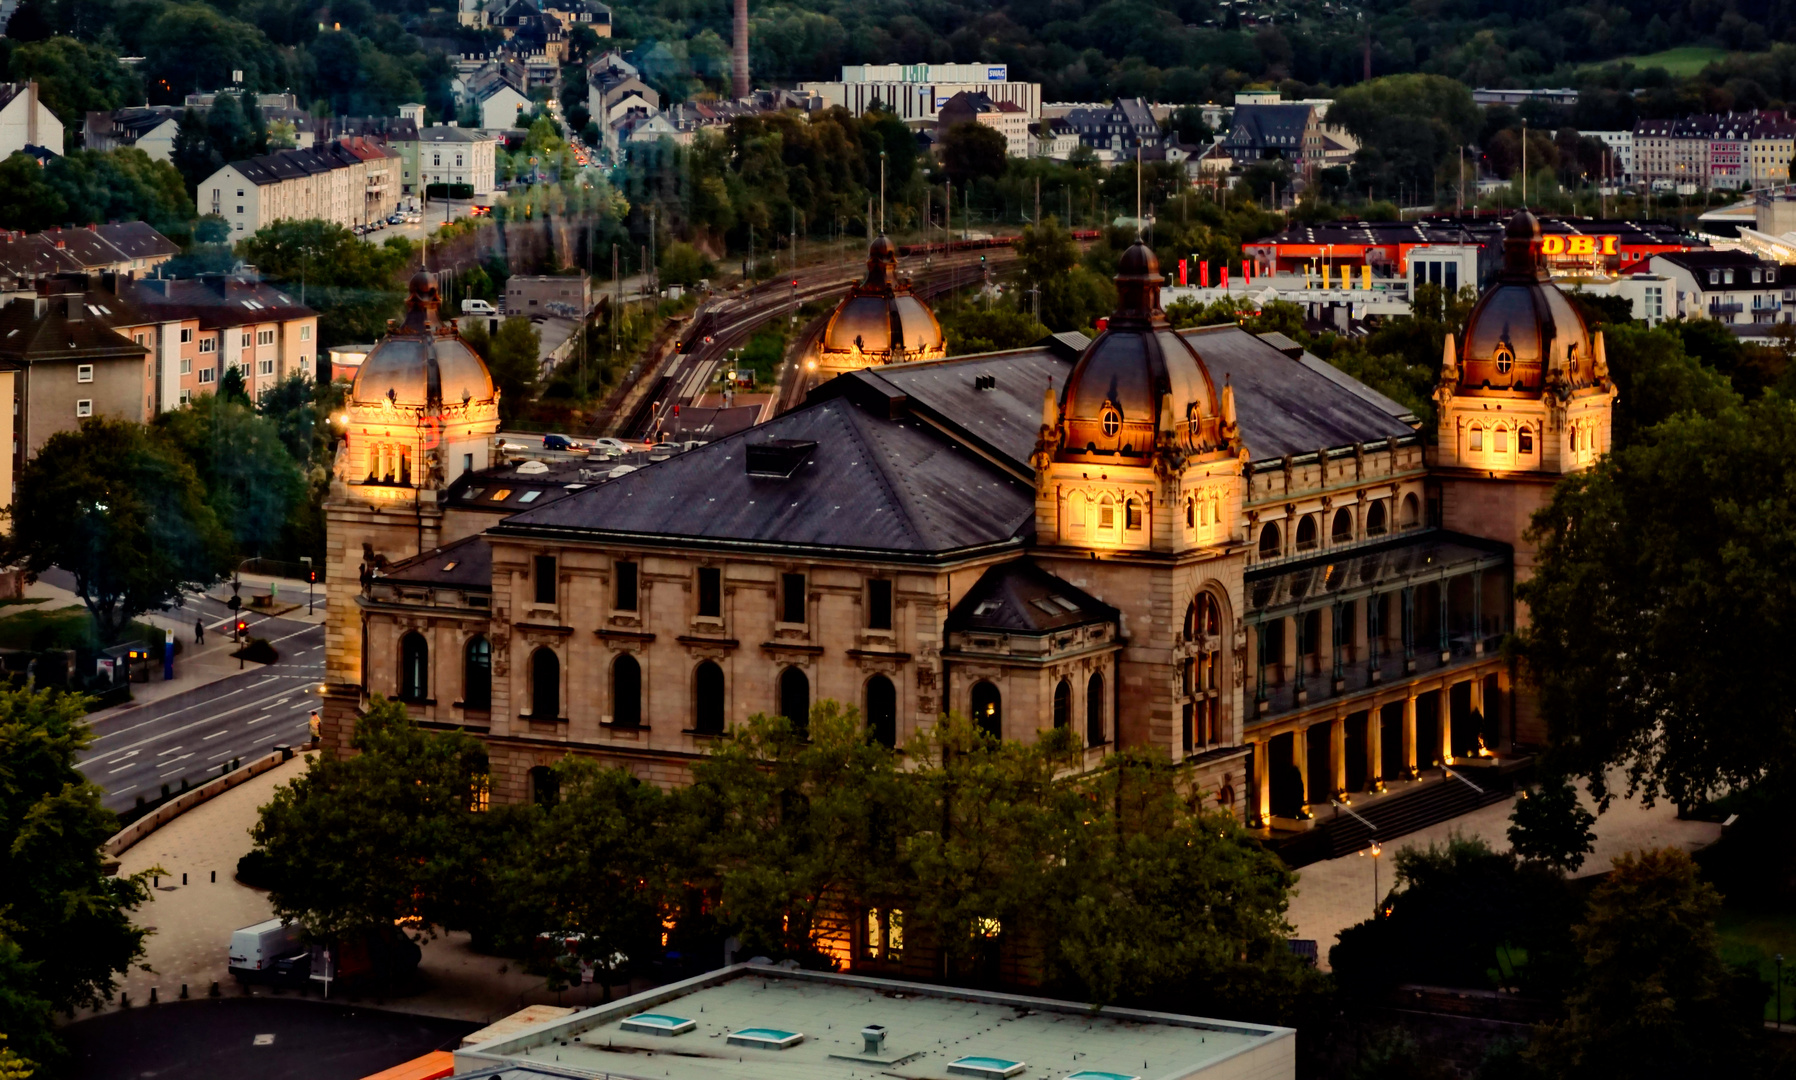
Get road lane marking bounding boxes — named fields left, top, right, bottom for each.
left=202, top=729, right=229, bottom=740
left=207, top=749, right=234, bottom=761
left=156, top=745, right=185, bottom=755
left=105, top=750, right=140, bottom=765
left=85, top=684, right=315, bottom=756
left=108, top=764, right=135, bottom=774
left=246, top=714, right=271, bottom=725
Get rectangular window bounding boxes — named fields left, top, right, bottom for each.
left=133, top=333, right=146, bottom=347
left=199, top=337, right=216, bottom=354
left=1469, top=427, right=1483, bottom=451
left=257, top=329, right=275, bottom=346
left=614, top=560, right=638, bottom=611
left=300, top=325, right=312, bottom=341
left=179, top=389, right=192, bottom=405
left=198, top=367, right=215, bottom=384
left=241, top=332, right=252, bottom=348
left=1519, top=428, right=1534, bottom=454
left=258, top=358, right=274, bottom=375
left=1125, top=500, right=1143, bottom=530
left=180, top=357, right=192, bottom=375
left=697, top=567, right=722, bottom=617
left=867, top=579, right=893, bottom=630
left=1495, top=428, right=1508, bottom=453
left=533, top=555, right=557, bottom=605
left=76, top=364, right=93, bottom=383
left=75, top=399, right=92, bottom=417
left=180, top=327, right=193, bottom=344
left=780, top=572, right=806, bottom=624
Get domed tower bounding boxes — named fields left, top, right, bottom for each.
left=1433, top=210, right=1614, bottom=623
left=321, top=271, right=502, bottom=749
left=812, top=235, right=946, bottom=373
left=1032, top=240, right=1246, bottom=753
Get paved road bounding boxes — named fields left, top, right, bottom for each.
left=77, top=598, right=324, bottom=813
left=62, top=997, right=477, bottom=1080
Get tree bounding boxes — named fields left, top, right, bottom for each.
left=939, top=122, right=1008, bottom=189
left=250, top=698, right=497, bottom=942
left=685, top=703, right=908, bottom=962
left=5, top=37, right=141, bottom=129
left=1508, top=778, right=1597, bottom=874
left=170, top=108, right=225, bottom=194
left=1518, top=396, right=1796, bottom=810
left=1014, top=216, right=1079, bottom=290
left=236, top=220, right=409, bottom=346
left=0, top=688, right=158, bottom=1069
left=156, top=393, right=306, bottom=555
left=658, top=241, right=711, bottom=288
left=464, top=317, right=541, bottom=426
left=0, top=149, right=193, bottom=233
left=1330, top=74, right=1479, bottom=200
left=4, top=419, right=232, bottom=645
left=1531, top=849, right=1763, bottom=1078
left=499, top=759, right=672, bottom=994
left=942, top=305, right=1049, bottom=356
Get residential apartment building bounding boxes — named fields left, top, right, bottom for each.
left=1651, top=249, right=1789, bottom=325
left=419, top=126, right=498, bottom=197
left=1632, top=111, right=1796, bottom=192
left=937, top=91, right=1029, bottom=157
left=0, top=81, right=63, bottom=158
left=124, top=275, right=321, bottom=402
left=1224, top=101, right=1356, bottom=176
left=1584, top=130, right=1633, bottom=183
left=0, top=223, right=181, bottom=303
left=1748, top=114, right=1796, bottom=188
left=200, top=138, right=401, bottom=236
left=800, top=63, right=1040, bottom=122
left=1633, top=116, right=1713, bottom=191
left=1058, top=98, right=1163, bottom=159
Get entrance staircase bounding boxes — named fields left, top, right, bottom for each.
left=1270, top=761, right=1527, bottom=868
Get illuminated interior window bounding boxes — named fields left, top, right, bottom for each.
left=1469, top=426, right=1483, bottom=452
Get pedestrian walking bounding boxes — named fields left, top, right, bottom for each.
left=195, top=617, right=205, bottom=644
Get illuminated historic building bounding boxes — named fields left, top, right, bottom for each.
left=810, top=235, right=946, bottom=375
left=322, top=213, right=1607, bottom=844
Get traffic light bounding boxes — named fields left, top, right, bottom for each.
left=309, top=570, right=316, bottom=583
left=235, top=619, right=247, bottom=636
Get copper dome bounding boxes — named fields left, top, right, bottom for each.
left=1455, top=211, right=1594, bottom=395
left=351, top=271, right=497, bottom=409
left=818, top=235, right=945, bottom=362
left=1056, top=240, right=1222, bottom=463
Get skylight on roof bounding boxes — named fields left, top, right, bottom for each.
left=947, top=1057, right=1026, bottom=1079
left=442, top=561, right=458, bottom=571
left=620, top=1013, right=695, bottom=1036
left=463, top=488, right=485, bottom=500
left=725, top=1028, right=804, bottom=1050
left=1051, top=596, right=1080, bottom=613
left=1030, top=598, right=1060, bottom=615
left=490, top=488, right=512, bottom=500
left=517, top=490, right=541, bottom=503
left=973, top=600, right=1002, bottom=616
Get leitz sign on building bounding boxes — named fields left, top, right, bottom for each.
left=1540, top=235, right=1621, bottom=257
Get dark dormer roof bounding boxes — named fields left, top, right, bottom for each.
left=946, top=559, right=1118, bottom=635
left=377, top=534, right=493, bottom=589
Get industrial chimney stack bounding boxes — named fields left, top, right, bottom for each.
left=732, top=0, right=749, bottom=100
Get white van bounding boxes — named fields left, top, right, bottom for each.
left=229, top=919, right=305, bottom=981
left=461, top=298, right=496, bottom=316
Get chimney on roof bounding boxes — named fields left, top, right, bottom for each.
left=732, top=0, right=749, bottom=99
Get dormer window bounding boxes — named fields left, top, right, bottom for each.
left=1493, top=343, right=1513, bottom=375
left=1101, top=407, right=1121, bottom=437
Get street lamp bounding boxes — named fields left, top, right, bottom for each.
left=1360, top=840, right=1383, bottom=916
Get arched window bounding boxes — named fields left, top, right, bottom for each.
left=1332, top=508, right=1354, bottom=544
left=1067, top=491, right=1088, bottom=536
left=1365, top=500, right=1388, bottom=536
left=1189, top=593, right=1223, bottom=746
left=1053, top=678, right=1072, bottom=729
left=612, top=654, right=642, bottom=727
left=865, top=674, right=896, bottom=748
left=1469, top=423, right=1484, bottom=452
left=528, top=764, right=558, bottom=807
left=1099, top=495, right=1116, bottom=531
left=1295, top=515, right=1318, bottom=551
left=399, top=632, right=428, bottom=702
left=971, top=680, right=1002, bottom=740
left=1185, top=495, right=1194, bottom=528
left=1086, top=671, right=1105, bottom=746
left=1518, top=426, right=1535, bottom=454
left=779, top=666, right=810, bottom=736
left=1401, top=493, right=1421, bottom=528
left=1124, top=498, right=1142, bottom=531
left=530, top=647, right=560, bottom=720
left=693, top=661, right=725, bottom=734
left=1494, top=425, right=1509, bottom=453
left=463, top=635, right=491, bottom=709
left=1258, top=521, right=1282, bottom=559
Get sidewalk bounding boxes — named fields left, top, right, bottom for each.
left=90, top=751, right=587, bottom=1027
left=1284, top=772, right=1723, bottom=969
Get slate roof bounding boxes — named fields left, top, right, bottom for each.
left=378, top=534, right=493, bottom=589
left=1182, top=325, right=1418, bottom=459
left=124, top=276, right=316, bottom=330
left=492, top=397, right=1037, bottom=558
left=820, top=347, right=1070, bottom=475
left=0, top=291, right=150, bottom=366
left=945, top=558, right=1117, bottom=634
left=96, top=222, right=181, bottom=262
left=1225, top=103, right=1313, bottom=151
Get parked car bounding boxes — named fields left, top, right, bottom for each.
left=588, top=437, right=630, bottom=454
left=388, top=214, right=405, bottom=225
left=542, top=434, right=585, bottom=453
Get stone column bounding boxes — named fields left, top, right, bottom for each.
left=1255, top=622, right=1269, bottom=710
left=1438, top=577, right=1451, bottom=662
left=1471, top=569, right=1485, bottom=656
left=1252, top=739, right=1270, bottom=826
left=1402, top=689, right=1418, bottom=779
left=1293, top=613, right=1307, bottom=702
left=1439, top=682, right=1456, bottom=765
left=1366, top=591, right=1381, bottom=680
left=1470, top=672, right=1486, bottom=751
left=1294, top=726, right=1311, bottom=813
left=1330, top=714, right=1347, bottom=796
left=1401, top=586, right=1416, bottom=672
left=1330, top=603, right=1345, bottom=690
left=1366, top=705, right=1384, bottom=789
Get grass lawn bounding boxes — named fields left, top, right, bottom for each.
left=1594, top=46, right=1731, bottom=77
left=0, top=605, right=165, bottom=652
left=1716, top=906, right=1796, bottom=1022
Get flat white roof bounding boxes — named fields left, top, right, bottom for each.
left=454, top=964, right=1295, bottom=1080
